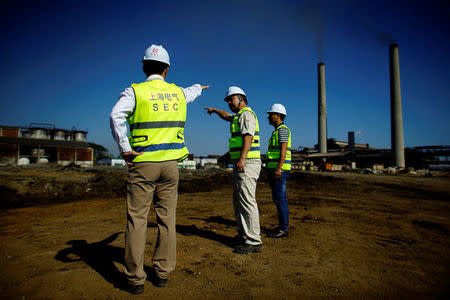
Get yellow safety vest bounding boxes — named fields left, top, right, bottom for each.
left=127, top=79, right=189, bottom=162
left=267, top=124, right=291, bottom=170
left=229, top=107, right=261, bottom=160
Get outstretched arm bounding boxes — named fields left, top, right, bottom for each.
left=182, top=85, right=210, bottom=104
left=204, top=107, right=233, bottom=122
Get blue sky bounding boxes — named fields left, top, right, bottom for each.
left=1, top=0, right=449, bottom=156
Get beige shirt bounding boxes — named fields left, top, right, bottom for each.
left=233, top=109, right=261, bottom=163
left=239, top=111, right=257, bottom=136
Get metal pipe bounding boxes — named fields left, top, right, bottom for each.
left=389, top=43, right=405, bottom=168
left=318, top=63, right=327, bottom=153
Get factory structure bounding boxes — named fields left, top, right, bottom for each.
left=200, top=43, right=449, bottom=172
left=0, top=123, right=93, bottom=167
left=290, top=43, right=449, bottom=171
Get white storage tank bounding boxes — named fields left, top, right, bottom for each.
left=52, top=129, right=69, bottom=140
left=17, top=158, right=30, bottom=165
left=72, top=130, right=87, bottom=141
left=30, top=127, right=50, bottom=139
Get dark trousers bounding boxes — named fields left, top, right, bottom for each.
left=268, top=170, right=290, bottom=232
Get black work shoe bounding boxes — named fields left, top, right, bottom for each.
left=115, top=278, right=144, bottom=295
left=124, top=283, right=144, bottom=295
left=234, top=243, right=263, bottom=254
left=268, top=230, right=289, bottom=238
left=150, top=269, right=167, bottom=287
left=152, top=276, right=167, bottom=287
left=233, top=234, right=246, bottom=246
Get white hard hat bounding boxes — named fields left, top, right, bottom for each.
left=267, top=103, right=287, bottom=116
left=142, top=44, right=170, bottom=66
left=225, top=86, right=246, bottom=99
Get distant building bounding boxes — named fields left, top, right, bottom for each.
left=0, top=123, right=93, bottom=167
left=405, top=145, right=450, bottom=169
left=310, top=138, right=372, bottom=153
left=178, top=160, right=196, bottom=169
left=97, top=158, right=126, bottom=166
left=194, top=157, right=219, bottom=168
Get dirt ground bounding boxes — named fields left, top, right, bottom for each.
left=0, top=166, right=449, bottom=298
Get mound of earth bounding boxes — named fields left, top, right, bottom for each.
left=0, top=165, right=235, bottom=209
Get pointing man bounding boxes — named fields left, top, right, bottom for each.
left=110, top=44, right=209, bottom=294
left=204, top=86, right=263, bottom=254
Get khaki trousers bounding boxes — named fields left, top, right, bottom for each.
left=124, top=161, right=178, bottom=285
left=233, top=160, right=262, bottom=245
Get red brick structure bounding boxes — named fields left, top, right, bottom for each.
left=0, top=125, right=93, bottom=167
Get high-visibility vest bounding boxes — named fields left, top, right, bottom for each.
left=229, top=107, right=261, bottom=160
left=267, top=123, right=291, bottom=170
left=127, top=79, right=189, bottom=162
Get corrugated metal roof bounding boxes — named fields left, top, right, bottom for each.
left=0, top=136, right=91, bottom=148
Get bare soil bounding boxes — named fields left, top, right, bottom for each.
left=0, top=165, right=449, bottom=298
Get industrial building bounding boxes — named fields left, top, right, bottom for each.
left=97, top=158, right=126, bottom=166
left=194, top=156, right=219, bottom=168
left=304, top=43, right=407, bottom=169
left=0, top=123, right=93, bottom=167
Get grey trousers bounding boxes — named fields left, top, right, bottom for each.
left=124, top=161, right=178, bottom=285
left=233, top=160, right=262, bottom=245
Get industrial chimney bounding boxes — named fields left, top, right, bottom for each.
left=318, top=63, right=327, bottom=154
left=389, top=43, right=405, bottom=168
left=348, top=131, right=355, bottom=153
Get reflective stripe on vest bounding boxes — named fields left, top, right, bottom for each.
left=231, top=131, right=260, bottom=137
left=130, top=121, right=185, bottom=130
left=266, top=124, right=291, bottom=170
left=229, top=107, right=261, bottom=160
left=127, top=79, right=189, bottom=162
left=133, top=142, right=186, bottom=153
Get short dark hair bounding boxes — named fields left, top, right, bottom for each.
left=239, top=95, right=247, bottom=104
left=142, top=60, right=169, bottom=77
left=280, top=113, right=286, bottom=121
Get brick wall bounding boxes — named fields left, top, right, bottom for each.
left=58, top=147, right=92, bottom=162
left=0, top=128, right=20, bottom=138
left=76, top=148, right=93, bottom=161
left=0, top=144, right=18, bottom=156
left=58, top=148, right=76, bottom=161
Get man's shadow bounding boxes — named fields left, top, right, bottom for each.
left=54, top=216, right=247, bottom=285
left=55, top=232, right=125, bottom=286
left=186, top=215, right=273, bottom=235
left=148, top=216, right=237, bottom=248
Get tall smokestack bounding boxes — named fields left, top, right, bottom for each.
left=348, top=131, right=355, bottom=153
left=318, top=63, right=327, bottom=154
left=389, top=43, right=405, bottom=168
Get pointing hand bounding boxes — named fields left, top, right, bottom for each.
left=204, top=107, right=215, bottom=115
left=201, top=85, right=210, bottom=90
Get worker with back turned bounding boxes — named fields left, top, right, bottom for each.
left=110, top=44, right=209, bottom=294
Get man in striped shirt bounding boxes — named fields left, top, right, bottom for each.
left=277, top=127, right=290, bottom=144
left=266, top=104, right=291, bottom=238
